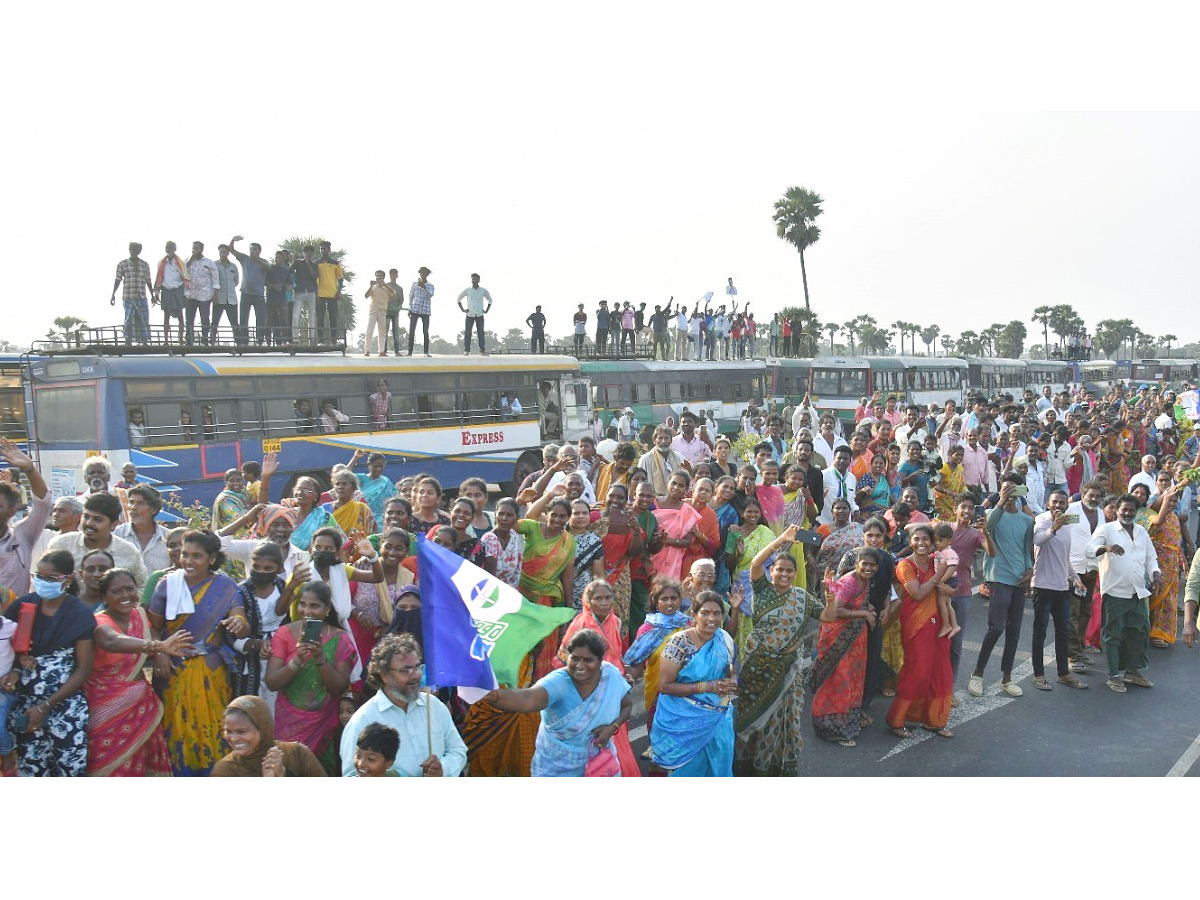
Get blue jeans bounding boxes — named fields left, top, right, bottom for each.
left=0, top=689, right=15, bottom=755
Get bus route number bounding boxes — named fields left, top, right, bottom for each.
left=262, top=439, right=282, bottom=453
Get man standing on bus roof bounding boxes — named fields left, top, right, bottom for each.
left=154, top=241, right=189, bottom=345
left=316, top=241, right=345, bottom=345
left=457, top=273, right=493, bottom=356
left=526, top=305, right=547, bottom=354
left=595, top=301, right=610, bottom=356
left=111, top=242, right=156, bottom=345
left=408, top=266, right=434, bottom=357
left=228, top=235, right=270, bottom=346
left=573, top=304, right=587, bottom=355
left=212, top=244, right=240, bottom=344
left=184, top=241, right=219, bottom=345
left=385, top=268, right=405, bottom=356
left=291, top=245, right=319, bottom=345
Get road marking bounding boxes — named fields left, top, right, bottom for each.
left=879, top=657, right=1039, bottom=761
left=629, top=724, right=648, bottom=741
left=1167, top=733, right=1200, bottom=777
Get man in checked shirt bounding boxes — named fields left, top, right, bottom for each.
left=407, top=266, right=434, bottom=357
left=111, top=242, right=155, bottom=344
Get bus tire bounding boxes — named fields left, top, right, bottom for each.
left=504, top=450, right=543, bottom=497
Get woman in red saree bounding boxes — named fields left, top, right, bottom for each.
left=555, top=581, right=640, bottom=776
left=681, top=477, right=722, bottom=580
left=590, top=484, right=643, bottom=629
left=86, top=570, right=194, bottom=776
left=886, top=524, right=954, bottom=739
left=652, top=470, right=703, bottom=581
left=811, top=549, right=879, bottom=747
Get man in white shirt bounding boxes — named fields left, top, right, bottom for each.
left=670, top=411, right=711, bottom=466
left=1065, top=480, right=1103, bottom=670
left=617, top=407, right=634, bottom=441
left=1087, top=494, right=1160, bottom=692
left=893, top=404, right=928, bottom=449
left=674, top=306, right=689, bottom=361
left=340, top=634, right=467, bottom=776
left=1044, top=424, right=1073, bottom=496
left=818, top=447, right=858, bottom=525
left=1127, top=455, right=1158, bottom=495
left=813, top=415, right=848, bottom=465
left=1037, top=386, right=1054, bottom=412
left=113, top=484, right=171, bottom=574
left=1029, top=489, right=1087, bottom=690
left=1012, top=454, right=1045, bottom=517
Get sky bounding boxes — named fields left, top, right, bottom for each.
left=3, top=4, right=1196, bottom=351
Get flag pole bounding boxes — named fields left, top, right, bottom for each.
left=426, top=688, right=433, bottom=758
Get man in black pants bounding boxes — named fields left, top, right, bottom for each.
left=595, top=301, right=610, bottom=355
left=526, top=305, right=547, bottom=353
left=385, top=268, right=404, bottom=355
left=1030, top=489, right=1088, bottom=691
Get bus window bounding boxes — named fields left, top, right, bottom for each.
left=201, top=401, right=241, bottom=441
left=571, top=383, right=588, bottom=408
left=263, top=398, right=298, bottom=437
left=33, top=385, right=98, bottom=444
left=138, top=402, right=196, bottom=445
left=812, top=369, right=839, bottom=396
left=467, top=391, right=494, bottom=423
left=841, top=370, right=866, bottom=397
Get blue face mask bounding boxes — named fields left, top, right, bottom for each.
left=32, top=575, right=65, bottom=600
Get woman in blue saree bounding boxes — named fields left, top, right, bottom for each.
left=710, top=477, right=741, bottom=594
left=483, top=629, right=632, bottom=777
left=650, top=592, right=738, bottom=777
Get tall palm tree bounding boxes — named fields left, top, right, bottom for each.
left=772, top=187, right=824, bottom=310
left=891, top=320, right=908, bottom=355
left=841, top=322, right=858, bottom=356
left=1161, top=334, right=1178, bottom=358
left=1031, top=305, right=1053, bottom=356
left=940, top=334, right=955, bottom=356
left=825, top=321, right=839, bottom=350
left=921, top=324, right=940, bottom=356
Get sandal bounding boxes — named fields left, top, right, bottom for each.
left=880, top=687, right=896, bottom=698
left=1032, top=676, right=1052, bottom=691
left=891, top=726, right=913, bottom=738
left=858, top=713, right=875, bottom=727
left=837, top=739, right=857, bottom=748
left=922, top=726, right=954, bottom=738
left=1150, top=638, right=1168, bottom=649
left=1057, top=674, right=1088, bottom=690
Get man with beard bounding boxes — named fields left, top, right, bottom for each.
left=1087, top=494, right=1161, bottom=693
left=340, top=634, right=467, bottom=776
left=638, top=426, right=686, bottom=498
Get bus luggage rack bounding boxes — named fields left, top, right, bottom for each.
left=33, top=325, right=348, bottom=356
left=527, top=343, right=655, bottom=360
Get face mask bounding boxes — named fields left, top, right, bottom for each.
left=32, top=575, right=65, bottom=600
left=313, top=550, right=338, bottom=568
left=249, top=570, right=277, bottom=588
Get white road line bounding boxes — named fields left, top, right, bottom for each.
left=878, top=657, right=1039, bottom=761
left=629, top=724, right=648, bottom=741
left=1166, top=733, right=1200, bottom=777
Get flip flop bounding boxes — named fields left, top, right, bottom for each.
left=1032, top=676, right=1052, bottom=691
left=922, top=726, right=954, bottom=738
left=891, top=726, right=913, bottom=739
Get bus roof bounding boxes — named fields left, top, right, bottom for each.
left=580, top=360, right=764, bottom=373
left=964, top=356, right=1026, bottom=370
left=74, top=354, right=581, bottom=379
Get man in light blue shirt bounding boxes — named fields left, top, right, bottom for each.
left=340, top=634, right=467, bottom=777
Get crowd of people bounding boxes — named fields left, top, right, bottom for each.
left=2, top=371, right=1199, bottom=777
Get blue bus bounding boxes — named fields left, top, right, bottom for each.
left=25, top=353, right=591, bottom=507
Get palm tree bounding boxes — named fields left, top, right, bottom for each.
left=1161, top=334, right=1178, bottom=358
left=780, top=306, right=822, bottom=357
left=891, top=320, right=908, bottom=355
left=772, top=186, right=824, bottom=310
left=921, top=324, right=941, bottom=356
left=825, top=321, right=839, bottom=350
left=1031, top=305, right=1053, bottom=356
left=841, top=322, right=858, bottom=356
left=1049, top=304, right=1083, bottom=351
left=939, top=334, right=955, bottom=356
left=51, top=316, right=89, bottom=347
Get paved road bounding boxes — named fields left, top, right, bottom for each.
left=625, top=592, right=1200, bottom=777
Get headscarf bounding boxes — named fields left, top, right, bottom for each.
left=259, top=503, right=297, bottom=535
left=385, top=587, right=423, bottom=650
left=211, top=695, right=327, bottom=778
left=214, top=695, right=275, bottom=774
